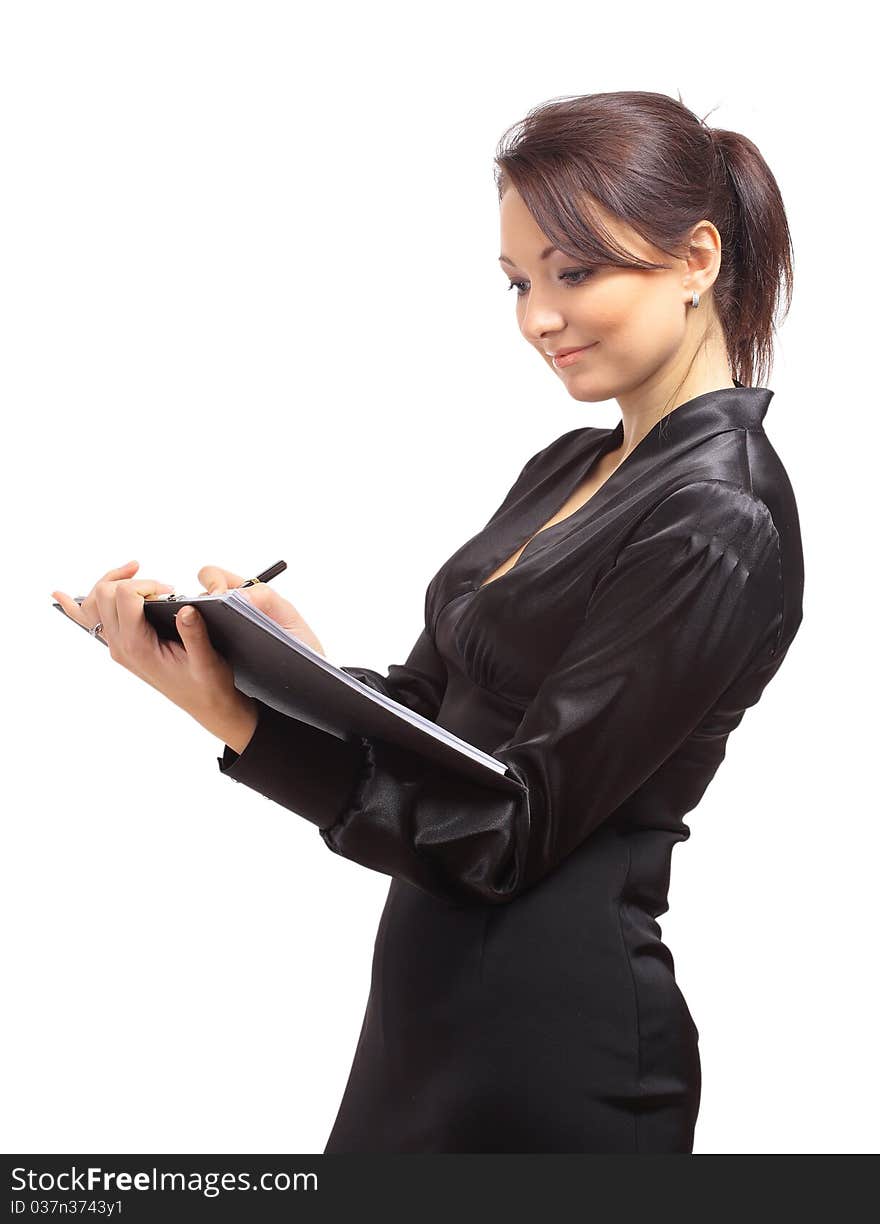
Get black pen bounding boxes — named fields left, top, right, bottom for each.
left=158, top=561, right=288, bottom=602
left=241, top=560, right=287, bottom=588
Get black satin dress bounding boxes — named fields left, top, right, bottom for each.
left=217, top=382, right=804, bottom=1153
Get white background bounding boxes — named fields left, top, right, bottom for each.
left=2, top=0, right=874, bottom=1155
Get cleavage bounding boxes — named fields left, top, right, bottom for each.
left=478, top=452, right=622, bottom=590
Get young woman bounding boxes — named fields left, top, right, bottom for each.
left=53, top=90, right=804, bottom=1153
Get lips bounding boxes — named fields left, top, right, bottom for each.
left=550, top=342, right=598, bottom=369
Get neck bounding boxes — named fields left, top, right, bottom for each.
left=613, top=332, right=734, bottom=459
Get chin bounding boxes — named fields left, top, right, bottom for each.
left=565, top=384, right=608, bottom=405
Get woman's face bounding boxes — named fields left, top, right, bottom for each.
left=498, top=185, right=713, bottom=404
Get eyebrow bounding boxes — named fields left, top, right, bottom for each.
left=498, top=244, right=559, bottom=267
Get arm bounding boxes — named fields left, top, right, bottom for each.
left=215, top=437, right=550, bottom=814
left=217, top=623, right=448, bottom=816
left=216, top=481, right=792, bottom=907
left=334, top=625, right=448, bottom=720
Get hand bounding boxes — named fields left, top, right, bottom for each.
left=197, top=564, right=326, bottom=658
left=51, top=560, right=258, bottom=749
left=53, top=560, right=173, bottom=647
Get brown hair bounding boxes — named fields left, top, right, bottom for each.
left=493, top=90, right=794, bottom=389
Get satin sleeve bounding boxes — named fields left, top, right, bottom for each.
left=331, top=625, right=448, bottom=721
left=216, top=624, right=448, bottom=819
left=218, top=481, right=787, bottom=906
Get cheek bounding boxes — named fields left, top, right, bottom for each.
left=594, top=276, right=678, bottom=345
left=578, top=278, right=644, bottom=338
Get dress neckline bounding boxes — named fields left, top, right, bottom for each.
left=471, top=379, right=768, bottom=593
left=474, top=429, right=618, bottom=591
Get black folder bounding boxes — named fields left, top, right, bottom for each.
left=53, top=590, right=521, bottom=794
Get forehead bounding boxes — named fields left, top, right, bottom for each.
left=499, top=185, right=648, bottom=263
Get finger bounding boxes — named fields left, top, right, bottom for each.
left=93, top=580, right=121, bottom=644
left=52, top=573, right=127, bottom=618
left=52, top=589, right=91, bottom=628
left=238, top=584, right=298, bottom=631
left=99, top=560, right=140, bottom=583
left=174, top=604, right=215, bottom=667
left=53, top=563, right=139, bottom=628
left=197, top=565, right=239, bottom=593
left=52, top=565, right=141, bottom=640
left=197, top=564, right=247, bottom=593
left=105, top=578, right=175, bottom=653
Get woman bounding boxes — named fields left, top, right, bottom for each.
left=52, top=90, right=804, bottom=1153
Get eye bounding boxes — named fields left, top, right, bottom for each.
left=506, top=268, right=596, bottom=298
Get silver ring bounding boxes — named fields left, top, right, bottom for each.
left=90, top=621, right=104, bottom=638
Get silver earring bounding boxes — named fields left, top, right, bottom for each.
left=691, top=290, right=700, bottom=308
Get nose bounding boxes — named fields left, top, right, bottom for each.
left=520, top=300, right=566, bottom=347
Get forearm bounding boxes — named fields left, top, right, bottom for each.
left=192, top=690, right=260, bottom=754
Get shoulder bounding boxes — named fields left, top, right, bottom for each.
left=627, top=479, right=781, bottom=572
left=606, top=481, right=786, bottom=656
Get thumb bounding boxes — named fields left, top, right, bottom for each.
left=175, top=605, right=212, bottom=658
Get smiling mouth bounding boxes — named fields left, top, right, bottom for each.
left=551, top=342, right=598, bottom=368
